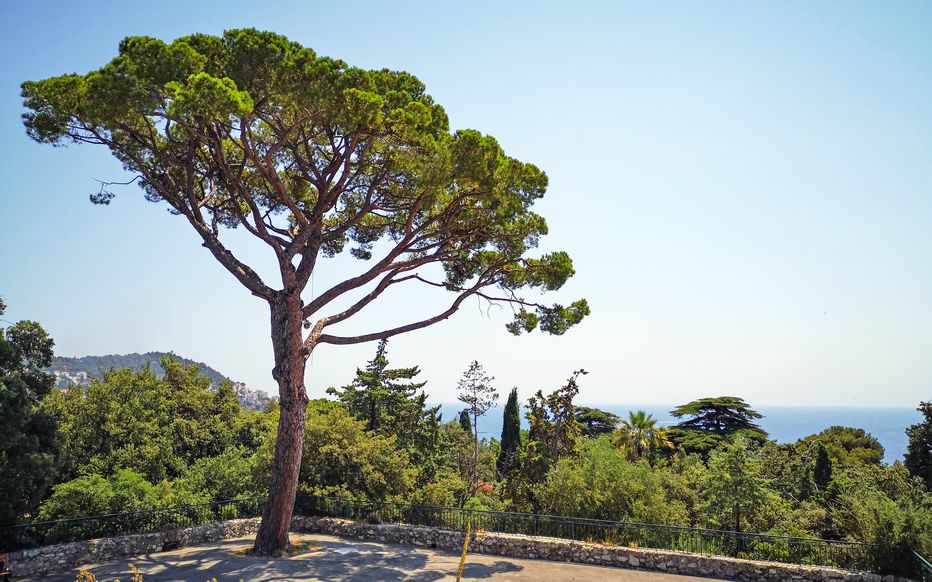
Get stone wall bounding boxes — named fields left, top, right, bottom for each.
left=7, top=518, right=260, bottom=578
left=8, top=516, right=914, bottom=581
left=293, top=516, right=911, bottom=582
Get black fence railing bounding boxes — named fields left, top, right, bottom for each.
left=0, top=497, right=263, bottom=553
left=914, top=550, right=932, bottom=582
left=293, top=495, right=908, bottom=573
left=0, top=495, right=924, bottom=579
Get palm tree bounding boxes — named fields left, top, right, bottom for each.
left=612, top=410, right=674, bottom=461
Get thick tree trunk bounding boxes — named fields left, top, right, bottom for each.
left=253, top=294, right=309, bottom=556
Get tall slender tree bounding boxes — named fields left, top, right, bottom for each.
left=498, top=387, right=521, bottom=475
left=905, top=401, right=932, bottom=489
left=456, top=361, right=498, bottom=491
left=22, top=30, right=588, bottom=553
left=457, top=409, right=472, bottom=434
left=813, top=442, right=833, bottom=491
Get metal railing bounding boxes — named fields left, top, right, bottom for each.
left=0, top=495, right=924, bottom=578
left=293, top=495, right=890, bottom=571
left=0, top=497, right=263, bottom=553
left=914, top=550, right=932, bottom=582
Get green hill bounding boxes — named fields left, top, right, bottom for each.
left=48, top=351, right=233, bottom=387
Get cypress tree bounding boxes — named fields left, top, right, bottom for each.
left=498, top=387, right=521, bottom=475
left=458, top=409, right=472, bottom=433
left=905, top=401, right=932, bottom=489
left=813, top=442, right=833, bottom=491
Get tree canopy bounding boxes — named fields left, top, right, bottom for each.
left=0, top=300, right=61, bottom=523
left=42, top=358, right=265, bottom=484
left=21, top=29, right=588, bottom=343
left=574, top=406, right=620, bottom=438
left=327, top=340, right=441, bottom=482
left=22, top=28, right=588, bottom=552
left=611, top=410, right=673, bottom=462
left=798, top=426, right=884, bottom=467
left=905, top=402, right=932, bottom=489
left=527, top=370, right=585, bottom=465
left=699, top=437, right=781, bottom=534
left=671, top=397, right=767, bottom=439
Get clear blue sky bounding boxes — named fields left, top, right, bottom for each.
left=1, top=1, right=930, bottom=407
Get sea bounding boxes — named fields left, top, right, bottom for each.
left=435, top=403, right=922, bottom=465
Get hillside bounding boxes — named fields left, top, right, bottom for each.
left=48, top=352, right=232, bottom=387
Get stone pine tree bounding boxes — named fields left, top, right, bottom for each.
left=21, top=30, right=588, bottom=554
left=497, top=387, right=521, bottom=475
left=457, top=361, right=498, bottom=490
left=0, top=300, right=61, bottom=523
left=905, top=401, right=932, bottom=489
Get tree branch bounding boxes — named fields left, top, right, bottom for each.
left=316, top=284, right=482, bottom=346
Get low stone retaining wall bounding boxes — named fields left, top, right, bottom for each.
left=7, top=518, right=261, bottom=578
left=293, top=516, right=909, bottom=582
left=7, top=516, right=913, bottom=581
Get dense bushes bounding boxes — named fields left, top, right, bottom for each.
left=535, top=438, right=686, bottom=525
left=3, top=335, right=929, bottom=574
left=38, top=469, right=207, bottom=520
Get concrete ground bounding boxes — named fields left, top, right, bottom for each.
left=29, top=533, right=724, bottom=581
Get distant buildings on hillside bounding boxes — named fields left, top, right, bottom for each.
left=230, top=382, right=272, bottom=410
left=52, top=369, right=89, bottom=389
left=52, top=367, right=272, bottom=410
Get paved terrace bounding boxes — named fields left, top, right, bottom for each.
left=28, top=533, right=721, bottom=581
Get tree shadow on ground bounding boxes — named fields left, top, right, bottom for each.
left=29, top=536, right=524, bottom=582
left=460, top=560, right=524, bottom=578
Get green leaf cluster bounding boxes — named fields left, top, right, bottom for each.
left=327, top=340, right=442, bottom=484
left=0, top=301, right=61, bottom=523
left=905, top=402, right=932, bottom=489
left=297, top=400, right=416, bottom=501
left=22, top=28, right=588, bottom=337
left=42, top=358, right=267, bottom=484
left=668, top=396, right=768, bottom=455
left=535, top=438, right=687, bottom=525
left=497, top=387, right=522, bottom=475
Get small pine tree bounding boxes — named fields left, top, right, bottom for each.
left=498, top=387, right=521, bottom=475
left=457, top=361, right=498, bottom=491
left=327, top=339, right=441, bottom=478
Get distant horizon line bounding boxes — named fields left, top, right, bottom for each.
left=429, top=400, right=921, bottom=410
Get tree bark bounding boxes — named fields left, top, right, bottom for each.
left=253, top=293, right=309, bottom=556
